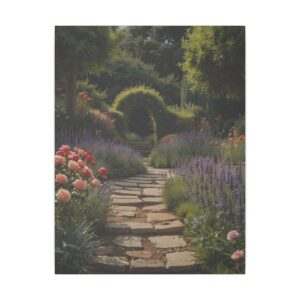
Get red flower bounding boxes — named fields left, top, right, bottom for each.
left=82, top=167, right=92, bottom=178
left=86, top=151, right=94, bottom=163
left=97, top=167, right=108, bottom=179
left=68, top=152, right=79, bottom=161
left=90, top=160, right=96, bottom=166
left=59, top=145, right=71, bottom=154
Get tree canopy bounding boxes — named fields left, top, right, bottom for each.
left=181, top=26, right=245, bottom=101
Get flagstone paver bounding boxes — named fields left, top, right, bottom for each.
left=95, top=163, right=200, bottom=273
left=166, top=251, right=198, bottom=272
left=146, top=212, right=178, bottom=223
left=130, top=259, right=165, bottom=273
left=148, top=235, right=187, bottom=249
left=142, top=204, right=167, bottom=212
left=113, top=236, right=143, bottom=248
left=95, top=256, right=129, bottom=272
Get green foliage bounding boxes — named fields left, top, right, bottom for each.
left=121, top=26, right=191, bottom=79
left=149, top=131, right=220, bottom=168
left=185, top=208, right=245, bottom=274
left=108, top=109, right=128, bottom=138
left=221, top=143, right=245, bottom=164
left=163, top=177, right=189, bottom=210
left=55, top=103, right=117, bottom=139
left=55, top=26, right=115, bottom=116
left=89, top=55, right=181, bottom=105
left=167, top=103, right=201, bottom=119
left=176, top=201, right=198, bottom=219
left=113, top=85, right=175, bottom=140
left=182, top=26, right=245, bottom=101
left=77, top=80, right=109, bottom=110
left=95, top=153, right=146, bottom=179
left=55, top=219, right=101, bottom=274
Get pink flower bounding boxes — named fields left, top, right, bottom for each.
left=227, top=230, right=240, bottom=240
left=55, top=174, right=68, bottom=184
left=82, top=167, right=93, bottom=178
left=231, top=250, right=245, bottom=261
left=68, top=160, right=80, bottom=171
left=91, top=178, right=101, bottom=188
left=72, top=179, right=87, bottom=191
left=59, top=145, right=71, bottom=154
left=55, top=155, right=65, bottom=166
left=97, top=167, right=108, bottom=179
left=56, top=188, right=71, bottom=203
left=78, top=159, right=85, bottom=169
left=68, top=152, right=79, bottom=161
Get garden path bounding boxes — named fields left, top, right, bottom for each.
left=93, top=161, right=201, bottom=273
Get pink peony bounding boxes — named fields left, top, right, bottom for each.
left=59, top=145, right=71, bottom=154
left=55, top=174, right=68, bottom=184
left=97, top=167, right=108, bottom=179
left=68, top=160, right=80, bottom=171
left=73, top=179, right=87, bottom=191
left=56, top=188, right=71, bottom=203
left=82, top=167, right=93, bottom=178
left=227, top=230, right=240, bottom=240
left=231, top=250, right=245, bottom=261
left=91, top=178, right=101, bottom=188
left=55, top=155, right=65, bottom=166
left=78, top=159, right=85, bottom=169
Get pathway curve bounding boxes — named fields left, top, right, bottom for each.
left=93, top=162, right=201, bottom=273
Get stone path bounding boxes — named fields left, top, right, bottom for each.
left=93, top=163, right=201, bottom=273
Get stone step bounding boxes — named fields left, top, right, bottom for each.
left=165, top=251, right=199, bottom=272
left=146, top=212, right=178, bottom=223
left=154, top=220, right=184, bottom=234
left=148, top=235, right=187, bottom=249
left=94, top=256, right=129, bottom=273
left=113, top=235, right=143, bottom=249
left=112, top=198, right=143, bottom=206
left=130, top=259, right=165, bottom=273
left=142, top=204, right=167, bottom=212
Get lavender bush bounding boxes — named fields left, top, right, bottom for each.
left=175, top=156, right=245, bottom=228
left=163, top=157, right=245, bottom=273
left=149, top=130, right=221, bottom=168
left=56, top=131, right=146, bottom=178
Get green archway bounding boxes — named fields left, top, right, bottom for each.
left=112, top=86, right=175, bottom=143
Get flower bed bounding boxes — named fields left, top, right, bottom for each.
left=55, top=145, right=111, bottom=274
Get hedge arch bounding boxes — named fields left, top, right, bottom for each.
left=113, top=86, right=177, bottom=142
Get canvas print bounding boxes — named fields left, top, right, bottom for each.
left=55, top=26, right=245, bottom=274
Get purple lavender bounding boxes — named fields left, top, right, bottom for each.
left=175, top=156, right=245, bottom=228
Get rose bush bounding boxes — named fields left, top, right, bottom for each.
left=55, top=144, right=108, bottom=204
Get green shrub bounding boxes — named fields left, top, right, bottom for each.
left=108, top=109, right=128, bottom=138
left=163, top=177, right=188, bottom=210
left=113, top=85, right=178, bottom=141
left=176, top=201, right=198, bottom=219
left=221, top=143, right=245, bottom=164
left=88, top=56, right=181, bottom=105
left=185, top=208, right=245, bottom=274
left=149, top=131, right=220, bottom=168
left=55, top=219, right=102, bottom=274
left=77, top=80, right=109, bottom=110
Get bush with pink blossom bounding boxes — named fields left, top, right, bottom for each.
left=55, top=145, right=112, bottom=274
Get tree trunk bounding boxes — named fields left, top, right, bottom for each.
left=65, top=72, right=77, bottom=117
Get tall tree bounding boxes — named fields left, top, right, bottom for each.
left=55, top=26, right=114, bottom=116
left=121, top=26, right=190, bottom=80
left=181, top=26, right=245, bottom=101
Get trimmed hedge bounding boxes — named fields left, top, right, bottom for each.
left=113, top=86, right=177, bottom=141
